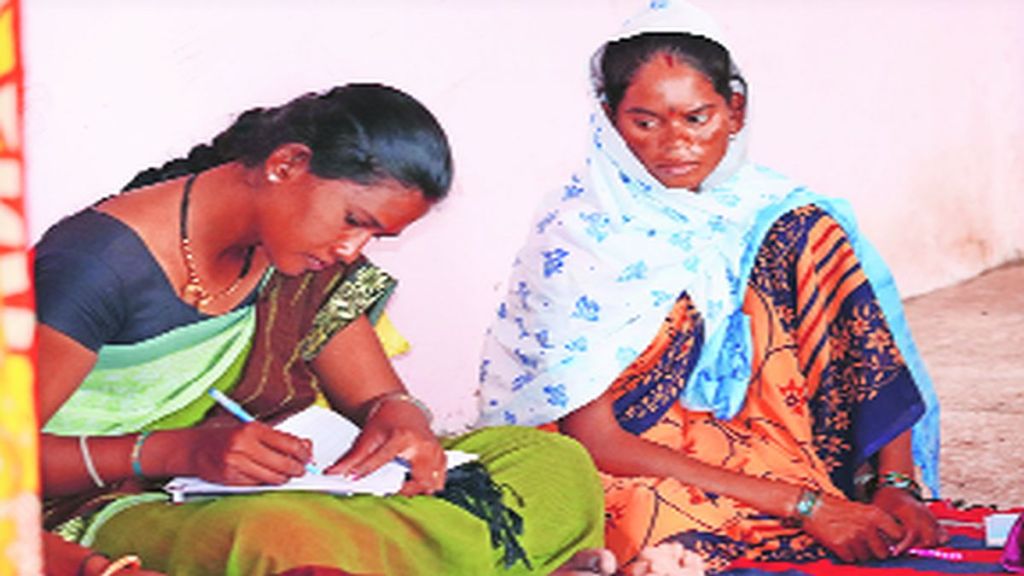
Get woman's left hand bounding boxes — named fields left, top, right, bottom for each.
left=326, top=398, right=446, bottom=496
left=872, top=487, right=947, bottom=555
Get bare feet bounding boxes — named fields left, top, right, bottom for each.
left=623, top=542, right=705, bottom=576
left=551, top=548, right=618, bottom=575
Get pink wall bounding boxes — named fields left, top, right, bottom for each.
left=24, top=1, right=1023, bottom=430
left=709, top=0, right=1024, bottom=296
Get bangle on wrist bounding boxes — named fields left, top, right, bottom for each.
left=98, top=554, right=142, bottom=576
left=364, top=391, right=433, bottom=424
left=79, top=436, right=106, bottom=488
left=784, top=487, right=821, bottom=528
left=130, top=431, right=152, bottom=478
left=876, top=471, right=923, bottom=500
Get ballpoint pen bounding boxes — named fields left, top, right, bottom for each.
left=207, top=388, right=321, bottom=474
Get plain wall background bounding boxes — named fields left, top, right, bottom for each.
left=23, top=1, right=1024, bottom=431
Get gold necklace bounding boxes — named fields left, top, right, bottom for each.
left=179, top=173, right=254, bottom=308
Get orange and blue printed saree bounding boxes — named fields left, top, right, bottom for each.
left=602, top=205, right=928, bottom=570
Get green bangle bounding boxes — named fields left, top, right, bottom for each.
left=877, top=471, right=923, bottom=500
left=131, top=432, right=151, bottom=478
left=788, top=488, right=821, bottom=526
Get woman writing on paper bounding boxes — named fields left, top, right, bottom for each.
left=478, top=2, right=944, bottom=573
left=37, top=84, right=603, bottom=575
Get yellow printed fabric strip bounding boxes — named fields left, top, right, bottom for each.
left=0, top=0, right=42, bottom=574
left=374, top=312, right=411, bottom=358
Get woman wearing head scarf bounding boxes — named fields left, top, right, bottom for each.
left=479, top=1, right=943, bottom=572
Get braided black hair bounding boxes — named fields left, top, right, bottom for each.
left=122, top=83, right=452, bottom=201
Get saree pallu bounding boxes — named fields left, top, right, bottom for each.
left=46, top=260, right=604, bottom=575
left=603, top=206, right=925, bottom=572
left=43, top=261, right=379, bottom=529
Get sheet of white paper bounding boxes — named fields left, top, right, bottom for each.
left=275, top=405, right=362, bottom=471
left=165, top=405, right=478, bottom=503
left=165, top=462, right=407, bottom=503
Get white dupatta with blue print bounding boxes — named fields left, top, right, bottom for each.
left=476, top=0, right=940, bottom=495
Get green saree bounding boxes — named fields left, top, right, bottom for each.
left=92, top=427, right=601, bottom=575
left=45, top=260, right=603, bottom=575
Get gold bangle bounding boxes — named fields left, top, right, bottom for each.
left=364, top=391, right=433, bottom=424
left=98, top=554, right=142, bottom=576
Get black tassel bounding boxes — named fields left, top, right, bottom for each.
left=436, top=461, right=532, bottom=570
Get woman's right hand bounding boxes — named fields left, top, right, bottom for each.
left=184, top=423, right=313, bottom=485
left=872, top=486, right=947, bottom=554
left=801, top=493, right=905, bottom=563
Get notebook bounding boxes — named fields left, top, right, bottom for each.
left=164, top=404, right=477, bottom=503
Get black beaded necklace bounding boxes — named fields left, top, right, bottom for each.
left=178, top=173, right=255, bottom=309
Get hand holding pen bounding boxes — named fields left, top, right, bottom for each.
left=194, top=389, right=318, bottom=485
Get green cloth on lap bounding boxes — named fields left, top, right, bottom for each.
left=90, top=427, right=604, bottom=575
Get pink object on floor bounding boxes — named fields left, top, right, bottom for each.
left=1003, top=513, right=1024, bottom=574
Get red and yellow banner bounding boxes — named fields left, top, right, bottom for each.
left=0, top=0, right=41, bottom=573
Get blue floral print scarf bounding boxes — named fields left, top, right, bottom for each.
left=476, top=0, right=940, bottom=495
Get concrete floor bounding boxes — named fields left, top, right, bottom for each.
left=902, top=261, right=1024, bottom=508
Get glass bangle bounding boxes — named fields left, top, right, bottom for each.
left=98, top=554, right=142, bottom=576
left=364, top=391, right=433, bottom=424
left=877, top=471, right=924, bottom=500
left=130, top=431, right=152, bottom=478
left=79, top=436, right=106, bottom=488
left=795, top=488, right=821, bottom=517
left=783, top=488, right=822, bottom=527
